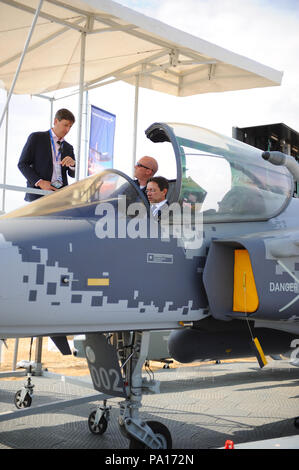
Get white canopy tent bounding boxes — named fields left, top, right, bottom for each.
left=0, top=0, right=283, bottom=198
left=0, top=0, right=283, bottom=95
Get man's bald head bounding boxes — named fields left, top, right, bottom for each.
left=139, top=156, right=158, bottom=174
left=134, top=156, right=158, bottom=186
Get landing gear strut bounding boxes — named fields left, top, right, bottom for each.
left=84, top=331, right=172, bottom=449
left=14, top=338, right=35, bottom=409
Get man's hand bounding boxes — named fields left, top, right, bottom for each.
left=37, top=180, right=58, bottom=191
left=61, top=156, right=75, bottom=167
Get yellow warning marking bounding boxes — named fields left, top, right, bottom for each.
left=233, top=249, right=259, bottom=312
left=87, top=278, right=110, bottom=286
left=253, top=337, right=268, bottom=368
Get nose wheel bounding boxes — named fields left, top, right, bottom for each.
left=14, top=376, right=34, bottom=409
left=88, top=412, right=108, bottom=435
left=88, top=399, right=110, bottom=435
left=129, top=420, right=172, bottom=449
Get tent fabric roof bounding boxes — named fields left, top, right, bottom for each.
left=0, top=0, right=283, bottom=96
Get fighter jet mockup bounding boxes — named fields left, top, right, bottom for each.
left=1, top=122, right=299, bottom=448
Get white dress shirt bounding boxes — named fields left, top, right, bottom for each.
left=35, top=129, right=74, bottom=188
left=151, top=199, right=168, bottom=217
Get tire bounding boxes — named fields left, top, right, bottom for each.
left=14, top=390, right=32, bottom=409
left=88, top=411, right=108, bottom=435
left=129, top=420, right=172, bottom=449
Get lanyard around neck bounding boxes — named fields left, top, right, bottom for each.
left=49, top=129, right=63, bottom=162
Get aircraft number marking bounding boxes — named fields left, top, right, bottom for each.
left=90, top=365, right=123, bottom=393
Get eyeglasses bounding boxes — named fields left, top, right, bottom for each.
left=135, top=162, right=153, bottom=171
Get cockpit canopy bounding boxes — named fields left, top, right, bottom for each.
left=2, top=123, right=293, bottom=222
left=147, top=123, right=293, bottom=222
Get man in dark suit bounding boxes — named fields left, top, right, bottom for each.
left=18, top=108, right=76, bottom=202
left=146, top=176, right=169, bottom=220
left=110, top=156, right=158, bottom=206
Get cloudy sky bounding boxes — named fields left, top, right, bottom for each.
left=1, top=0, right=299, bottom=211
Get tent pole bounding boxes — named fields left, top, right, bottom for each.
left=50, top=96, right=54, bottom=127
left=84, top=90, right=89, bottom=177
left=0, top=0, right=44, bottom=130
left=76, top=30, right=87, bottom=181
left=1, top=91, right=9, bottom=213
left=12, top=338, right=19, bottom=371
left=32, top=93, right=55, bottom=128
left=132, top=74, right=140, bottom=176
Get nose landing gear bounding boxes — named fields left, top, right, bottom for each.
left=88, top=399, right=110, bottom=435
left=14, top=375, right=34, bottom=409
left=128, top=420, right=172, bottom=449
left=84, top=331, right=172, bottom=449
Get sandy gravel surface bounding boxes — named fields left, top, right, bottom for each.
left=0, top=337, right=256, bottom=382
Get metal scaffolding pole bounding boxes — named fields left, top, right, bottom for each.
left=0, top=0, right=44, bottom=211
left=132, top=74, right=140, bottom=176
left=2, top=91, right=9, bottom=213
left=84, top=90, right=89, bottom=177
left=0, top=0, right=44, bottom=130
left=76, top=30, right=87, bottom=181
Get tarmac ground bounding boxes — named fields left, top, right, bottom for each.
left=0, top=358, right=299, bottom=451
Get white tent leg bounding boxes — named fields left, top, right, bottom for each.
left=1, top=91, right=9, bottom=213
left=84, top=90, right=89, bottom=177
left=0, top=0, right=44, bottom=130
left=32, top=93, right=55, bottom=130
left=76, top=31, right=87, bottom=181
left=132, top=74, right=140, bottom=176
left=12, top=338, right=19, bottom=371
left=50, top=96, right=54, bottom=127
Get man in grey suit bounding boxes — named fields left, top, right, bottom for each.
left=18, top=108, right=76, bottom=201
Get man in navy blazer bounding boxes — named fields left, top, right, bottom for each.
left=146, top=176, right=169, bottom=221
left=18, top=108, right=76, bottom=202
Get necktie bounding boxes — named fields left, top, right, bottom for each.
left=55, top=141, right=63, bottom=183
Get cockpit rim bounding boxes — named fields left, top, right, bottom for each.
left=1, top=168, right=150, bottom=219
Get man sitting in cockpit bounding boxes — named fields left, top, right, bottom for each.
left=133, top=156, right=158, bottom=196
left=111, top=156, right=158, bottom=206
left=146, top=176, right=169, bottom=221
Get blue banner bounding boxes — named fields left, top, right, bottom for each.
left=88, top=105, right=116, bottom=176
